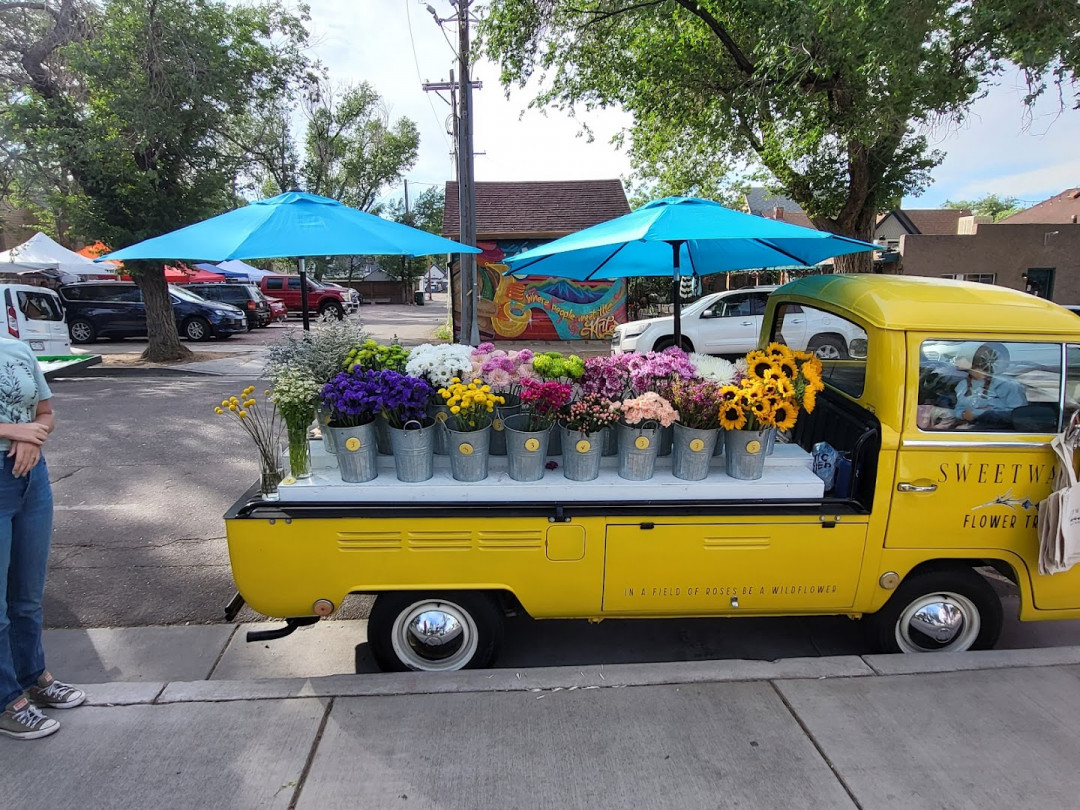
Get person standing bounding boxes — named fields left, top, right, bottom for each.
left=0, top=339, right=84, bottom=741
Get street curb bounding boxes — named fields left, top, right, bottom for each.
left=79, top=645, right=1080, bottom=706
left=51, top=365, right=219, bottom=378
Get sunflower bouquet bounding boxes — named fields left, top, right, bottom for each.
left=437, top=378, right=506, bottom=432
left=718, top=343, right=824, bottom=432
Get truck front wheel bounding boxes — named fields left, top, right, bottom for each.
left=863, top=568, right=1003, bottom=654
left=367, top=591, right=504, bottom=672
left=319, top=301, right=344, bottom=320
left=807, top=335, right=848, bottom=360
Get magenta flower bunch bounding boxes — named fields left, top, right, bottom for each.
left=518, top=378, right=572, bottom=431
left=669, top=379, right=725, bottom=430
left=620, top=391, right=679, bottom=428
left=582, top=354, right=634, bottom=399
left=561, top=394, right=621, bottom=435
left=470, top=343, right=537, bottom=392
left=627, top=347, right=696, bottom=397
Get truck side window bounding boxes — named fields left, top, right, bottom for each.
left=1064, top=345, right=1080, bottom=428
left=918, top=340, right=1061, bottom=432
left=770, top=304, right=867, bottom=397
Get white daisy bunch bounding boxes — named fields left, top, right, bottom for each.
left=689, top=353, right=739, bottom=385
left=405, top=343, right=475, bottom=388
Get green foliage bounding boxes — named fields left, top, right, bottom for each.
left=377, top=187, right=445, bottom=289
left=944, top=194, right=1024, bottom=222
left=480, top=0, right=1080, bottom=251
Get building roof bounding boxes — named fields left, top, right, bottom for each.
left=780, top=274, right=1080, bottom=334
left=743, top=188, right=804, bottom=217
left=443, top=180, right=630, bottom=239
left=878, top=209, right=971, bottom=235
left=1000, top=188, right=1080, bottom=224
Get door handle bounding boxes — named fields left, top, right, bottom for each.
left=740, top=320, right=753, bottom=326
left=897, top=482, right=938, bottom=493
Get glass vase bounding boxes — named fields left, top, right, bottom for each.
left=258, top=451, right=283, bottom=501
left=286, top=422, right=312, bottom=479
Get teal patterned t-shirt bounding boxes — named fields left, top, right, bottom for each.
left=0, top=338, right=52, bottom=453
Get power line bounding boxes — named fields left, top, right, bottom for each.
left=405, top=0, right=452, bottom=152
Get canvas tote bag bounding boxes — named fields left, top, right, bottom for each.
left=1039, top=433, right=1080, bottom=574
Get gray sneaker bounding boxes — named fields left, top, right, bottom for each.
left=27, top=672, right=86, bottom=709
left=0, top=694, right=60, bottom=740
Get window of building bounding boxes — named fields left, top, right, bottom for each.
left=939, top=273, right=996, bottom=284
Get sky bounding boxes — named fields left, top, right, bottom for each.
left=309, top=0, right=1078, bottom=212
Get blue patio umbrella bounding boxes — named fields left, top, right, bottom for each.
left=503, top=196, right=879, bottom=345
left=102, top=191, right=480, bottom=328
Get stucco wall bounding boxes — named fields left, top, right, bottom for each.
left=900, top=223, right=1080, bottom=303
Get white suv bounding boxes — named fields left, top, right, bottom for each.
left=611, top=286, right=859, bottom=358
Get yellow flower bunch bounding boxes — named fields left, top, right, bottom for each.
left=719, top=344, right=825, bottom=432
left=213, top=385, right=281, bottom=470
left=437, top=377, right=506, bottom=431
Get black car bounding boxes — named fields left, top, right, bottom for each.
left=181, top=282, right=270, bottom=330
left=58, top=281, right=247, bottom=343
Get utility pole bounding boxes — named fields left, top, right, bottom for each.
left=422, top=3, right=482, bottom=345
left=401, top=179, right=410, bottom=304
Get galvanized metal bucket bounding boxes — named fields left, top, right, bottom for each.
left=765, top=427, right=777, bottom=455
left=724, top=427, right=770, bottom=480
left=375, top=416, right=393, bottom=456
left=602, top=425, right=618, bottom=456
left=388, top=419, right=435, bottom=482
left=671, top=423, right=718, bottom=481
left=656, top=423, right=674, bottom=457
left=445, top=424, right=491, bottom=482
left=560, top=425, right=603, bottom=481
left=617, top=421, right=660, bottom=481
left=433, top=406, right=451, bottom=455
left=490, top=401, right=521, bottom=456
left=548, top=424, right=563, bottom=457
left=316, top=405, right=336, bottom=454
left=502, top=413, right=552, bottom=482
left=330, top=422, right=378, bottom=483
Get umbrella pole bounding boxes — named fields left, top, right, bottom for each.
left=670, top=241, right=682, bottom=348
left=299, top=257, right=310, bottom=331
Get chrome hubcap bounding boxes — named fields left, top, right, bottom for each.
left=391, top=600, right=478, bottom=671
left=813, top=344, right=842, bottom=360
left=896, top=592, right=980, bottom=652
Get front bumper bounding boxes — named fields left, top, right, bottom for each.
left=212, top=315, right=248, bottom=336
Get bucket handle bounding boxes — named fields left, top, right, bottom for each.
left=403, top=419, right=424, bottom=431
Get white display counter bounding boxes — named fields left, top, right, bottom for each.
left=274, top=440, right=825, bottom=503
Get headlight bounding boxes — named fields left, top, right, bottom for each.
left=621, top=324, right=648, bottom=339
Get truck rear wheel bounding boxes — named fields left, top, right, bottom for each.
left=367, top=591, right=504, bottom=672
left=653, top=336, right=695, bottom=353
left=863, top=568, right=1003, bottom=654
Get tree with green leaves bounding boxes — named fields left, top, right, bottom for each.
left=944, top=194, right=1023, bottom=222
left=1, top=0, right=311, bottom=360
left=480, top=0, right=1080, bottom=272
left=377, top=187, right=445, bottom=302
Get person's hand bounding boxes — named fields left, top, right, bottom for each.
left=7, top=440, right=41, bottom=477
left=4, top=422, right=48, bottom=446
left=961, top=409, right=976, bottom=422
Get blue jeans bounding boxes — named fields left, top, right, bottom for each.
left=0, top=454, right=52, bottom=707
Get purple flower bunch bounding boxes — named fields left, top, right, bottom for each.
left=627, top=347, right=696, bottom=397
left=320, top=369, right=384, bottom=427
left=374, top=370, right=436, bottom=428
left=582, top=354, right=634, bottom=399
left=470, top=343, right=537, bottom=392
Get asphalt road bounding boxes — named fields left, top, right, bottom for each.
left=38, top=375, right=1080, bottom=667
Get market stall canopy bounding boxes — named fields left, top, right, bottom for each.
left=100, top=191, right=482, bottom=262
left=503, top=196, right=880, bottom=344
left=77, top=241, right=122, bottom=269
left=187, top=264, right=226, bottom=282
left=0, top=232, right=117, bottom=277
left=214, top=260, right=276, bottom=280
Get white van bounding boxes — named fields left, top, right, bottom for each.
left=0, top=284, right=71, bottom=356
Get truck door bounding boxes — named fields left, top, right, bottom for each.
left=892, top=335, right=1080, bottom=610
left=601, top=519, right=868, bottom=614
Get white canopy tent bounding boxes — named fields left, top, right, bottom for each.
left=0, top=232, right=117, bottom=278
left=215, top=259, right=277, bottom=280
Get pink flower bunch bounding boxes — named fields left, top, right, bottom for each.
left=470, top=344, right=536, bottom=392
left=518, top=378, right=572, bottom=430
left=561, top=393, right=621, bottom=435
left=582, top=354, right=634, bottom=399
left=627, top=347, right=696, bottom=397
left=620, top=391, right=679, bottom=428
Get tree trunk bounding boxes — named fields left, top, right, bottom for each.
left=133, top=265, right=191, bottom=362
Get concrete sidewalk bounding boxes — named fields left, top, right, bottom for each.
left=5, top=624, right=1080, bottom=809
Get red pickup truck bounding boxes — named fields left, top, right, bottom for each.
left=259, top=275, right=347, bottom=319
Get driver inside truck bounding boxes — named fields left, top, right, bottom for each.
left=951, top=342, right=1027, bottom=429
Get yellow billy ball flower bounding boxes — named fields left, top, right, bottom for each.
left=238, top=410, right=248, bottom=418
left=214, top=407, right=223, bottom=414
left=221, top=400, right=229, bottom=408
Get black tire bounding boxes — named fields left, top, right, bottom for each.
left=653, top=336, right=695, bottom=353
left=69, top=318, right=97, bottom=344
left=807, top=334, right=848, bottom=360
left=319, top=301, right=344, bottom=320
left=863, top=568, right=1003, bottom=654
left=182, top=316, right=212, bottom=342
left=367, top=591, right=504, bottom=672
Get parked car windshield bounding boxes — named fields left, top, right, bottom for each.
left=170, top=285, right=208, bottom=303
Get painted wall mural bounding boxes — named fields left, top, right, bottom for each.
left=457, top=239, right=626, bottom=341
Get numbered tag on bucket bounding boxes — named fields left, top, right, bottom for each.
left=689, top=439, right=705, bottom=452
left=524, top=438, right=541, bottom=452
left=745, top=439, right=762, bottom=455
left=635, top=436, right=651, bottom=450
left=576, top=440, right=591, bottom=453
left=345, top=437, right=361, bottom=452
left=493, top=418, right=504, bottom=431
left=458, top=443, right=474, bottom=456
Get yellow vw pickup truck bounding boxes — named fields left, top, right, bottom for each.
left=224, top=275, right=1080, bottom=671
